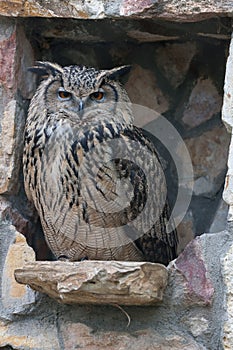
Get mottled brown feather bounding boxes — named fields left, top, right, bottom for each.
left=23, top=62, right=178, bottom=265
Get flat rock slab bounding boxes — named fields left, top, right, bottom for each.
left=14, top=260, right=168, bottom=305
left=1, top=0, right=233, bottom=21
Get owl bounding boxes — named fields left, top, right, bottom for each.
left=23, top=61, right=178, bottom=265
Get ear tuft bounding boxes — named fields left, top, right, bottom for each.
left=28, top=61, right=63, bottom=78
left=106, top=65, right=131, bottom=80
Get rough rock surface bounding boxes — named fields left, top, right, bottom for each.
left=0, top=0, right=233, bottom=21
left=155, top=42, right=197, bottom=88
left=223, top=234, right=233, bottom=350
left=223, top=37, right=233, bottom=224
left=0, top=19, right=35, bottom=194
left=209, top=199, right=228, bottom=233
left=0, top=100, right=25, bottom=194
left=125, top=64, right=169, bottom=116
left=1, top=223, right=231, bottom=350
left=172, top=237, right=214, bottom=305
left=182, top=77, right=222, bottom=128
left=10, top=11, right=229, bottom=240
left=176, top=211, right=195, bottom=254
left=15, top=261, right=168, bottom=305
left=184, top=126, right=230, bottom=197
left=55, top=325, right=206, bottom=350
left=0, top=224, right=37, bottom=320
left=0, top=6, right=231, bottom=350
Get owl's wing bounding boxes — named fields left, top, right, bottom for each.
left=134, top=201, right=178, bottom=265
left=115, top=126, right=178, bottom=265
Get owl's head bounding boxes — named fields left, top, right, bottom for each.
left=29, top=61, right=132, bottom=124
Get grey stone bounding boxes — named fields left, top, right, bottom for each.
left=0, top=224, right=37, bottom=321
left=177, top=210, right=195, bottom=254
left=182, top=315, right=209, bottom=337
left=209, top=199, right=229, bottom=233
left=0, top=17, right=15, bottom=41
left=0, top=21, right=35, bottom=195
left=0, top=5, right=230, bottom=350
left=222, top=37, right=233, bottom=224
left=0, top=100, right=25, bottom=194
left=184, top=126, right=230, bottom=197
left=0, top=0, right=232, bottom=21
left=182, top=77, right=222, bottom=128
left=193, top=176, right=216, bottom=196
left=222, top=35, right=233, bottom=133
left=222, top=235, right=233, bottom=350
left=16, top=26, right=36, bottom=99
left=0, top=224, right=232, bottom=350
left=128, top=30, right=179, bottom=43
left=56, top=324, right=206, bottom=350
left=125, top=64, right=169, bottom=116
left=155, top=42, right=197, bottom=88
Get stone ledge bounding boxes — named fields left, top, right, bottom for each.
left=0, top=0, right=233, bottom=21
left=1, top=225, right=229, bottom=349
left=14, top=260, right=168, bottom=305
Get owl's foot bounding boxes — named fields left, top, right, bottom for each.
left=58, top=255, right=70, bottom=261
left=80, top=256, right=89, bottom=261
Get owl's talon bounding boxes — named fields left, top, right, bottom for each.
left=58, top=255, right=70, bottom=261
left=80, top=256, right=89, bottom=261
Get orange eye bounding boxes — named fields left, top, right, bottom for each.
left=90, top=91, right=105, bottom=102
left=58, top=89, right=72, bottom=100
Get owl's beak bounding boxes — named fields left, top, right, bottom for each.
left=78, top=99, right=84, bottom=111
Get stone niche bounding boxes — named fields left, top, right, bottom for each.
left=1, top=1, right=233, bottom=350
left=1, top=16, right=232, bottom=258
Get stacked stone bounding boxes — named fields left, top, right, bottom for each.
left=0, top=16, right=230, bottom=259
left=0, top=4, right=232, bottom=349
left=19, top=18, right=230, bottom=253
left=125, top=41, right=230, bottom=251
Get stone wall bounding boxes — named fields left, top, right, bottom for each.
left=0, top=224, right=232, bottom=350
left=0, top=2, right=233, bottom=349
left=1, top=15, right=231, bottom=257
